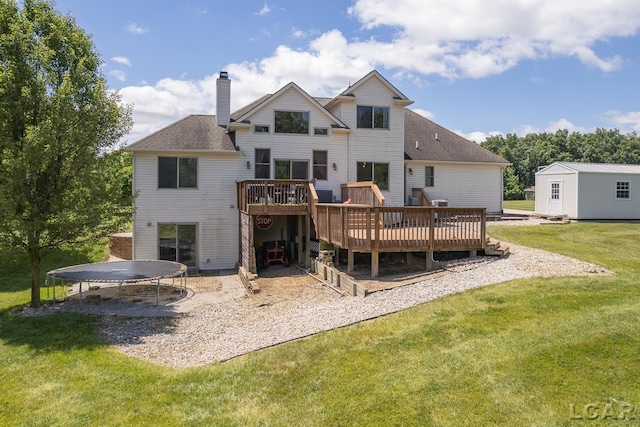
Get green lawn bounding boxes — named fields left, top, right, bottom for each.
left=2, top=223, right=640, bottom=425
left=503, top=199, right=535, bottom=211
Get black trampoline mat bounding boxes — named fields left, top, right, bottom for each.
left=47, top=260, right=187, bottom=283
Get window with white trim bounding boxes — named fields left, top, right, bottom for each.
left=275, top=111, right=309, bottom=134
left=425, top=166, right=434, bottom=187
left=357, top=162, right=389, bottom=190
left=616, top=181, right=630, bottom=199
left=357, top=106, right=390, bottom=129
left=158, top=157, right=197, bottom=188
left=255, top=149, right=270, bottom=178
left=313, top=151, right=327, bottom=180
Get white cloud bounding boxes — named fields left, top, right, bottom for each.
left=126, top=22, right=149, bottom=35
left=111, top=56, right=132, bottom=67
left=411, top=108, right=434, bottom=120
left=109, top=70, right=126, bottom=82
left=346, top=0, right=640, bottom=77
left=604, top=110, right=640, bottom=132
left=256, top=3, right=271, bottom=16
left=119, top=76, right=218, bottom=142
left=119, top=1, right=640, bottom=142
left=454, top=130, right=502, bottom=143
left=544, top=118, right=586, bottom=133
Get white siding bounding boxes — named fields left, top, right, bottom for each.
left=236, top=87, right=349, bottom=200
left=576, top=173, right=640, bottom=219
left=535, top=168, right=640, bottom=219
left=132, top=151, right=241, bottom=271
left=535, top=171, right=578, bottom=218
left=343, top=78, right=406, bottom=206
left=406, top=162, right=504, bottom=213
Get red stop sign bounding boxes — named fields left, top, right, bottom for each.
left=255, top=215, right=273, bottom=230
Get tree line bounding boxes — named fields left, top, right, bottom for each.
left=480, top=129, right=640, bottom=199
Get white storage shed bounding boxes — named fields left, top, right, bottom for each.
left=535, top=162, right=640, bottom=219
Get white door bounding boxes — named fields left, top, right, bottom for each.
left=548, top=181, right=562, bottom=215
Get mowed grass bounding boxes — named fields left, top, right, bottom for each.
left=2, top=222, right=640, bottom=425
left=503, top=199, right=535, bottom=211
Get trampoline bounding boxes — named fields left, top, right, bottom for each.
left=46, top=260, right=188, bottom=305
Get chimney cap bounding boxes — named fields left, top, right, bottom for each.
left=220, top=71, right=229, bottom=79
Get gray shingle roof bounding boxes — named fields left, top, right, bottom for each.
left=126, top=115, right=236, bottom=152
left=404, top=109, right=509, bottom=164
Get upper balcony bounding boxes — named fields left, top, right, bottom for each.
left=237, top=179, right=317, bottom=216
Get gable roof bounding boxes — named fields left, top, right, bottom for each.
left=126, top=115, right=236, bottom=152
left=403, top=109, right=509, bottom=165
left=231, top=82, right=349, bottom=129
left=340, top=70, right=409, bottom=100
left=538, top=162, right=640, bottom=174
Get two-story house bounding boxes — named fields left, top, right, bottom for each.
left=126, top=70, right=509, bottom=275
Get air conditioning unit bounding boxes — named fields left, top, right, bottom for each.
left=407, top=197, right=419, bottom=206
left=432, top=199, right=448, bottom=207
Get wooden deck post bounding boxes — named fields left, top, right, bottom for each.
left=347, top=249, right=354, bottom=272
left=305, top=213, right=311, bottom=268
left=371, top=251, right=379, bottom=277
left=297, top=215, right=303, bottom=263
left=426, top=250, right=434, bottom=271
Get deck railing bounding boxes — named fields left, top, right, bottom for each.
left=237, top=179, right=315, bottom=215
left=411, top=187, right=432, bottom=206
left=315, top=204, right=486, bottom=252
left=341, top=181, right=385, bottom=206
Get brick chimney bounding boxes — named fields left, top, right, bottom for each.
left=216, top=71, right=231, bottom=127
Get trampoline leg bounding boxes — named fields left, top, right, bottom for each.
left=156, top=279, right=160, bottom=305
left=79, top=281, right=82, bottom=303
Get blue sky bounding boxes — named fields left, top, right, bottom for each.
left=52, top=0, right=640, bottom=144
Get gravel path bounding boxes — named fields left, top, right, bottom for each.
left=88, top=230, right=608, bottom=367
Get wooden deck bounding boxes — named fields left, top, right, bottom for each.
left=238, top=179, right=488, bottom=277
left=315, top=204, right=486, bottom=252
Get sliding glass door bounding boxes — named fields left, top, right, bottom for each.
left=158, top=223, right=197, bottom=267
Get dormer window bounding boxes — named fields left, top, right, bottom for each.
left=275, top=111, right=309, bottom=134
left=357, top=106, right=389, bottom=129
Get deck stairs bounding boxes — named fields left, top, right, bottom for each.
left=485, top=237, right=510, bottom=256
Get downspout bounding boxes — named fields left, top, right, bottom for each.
left=347, top=133, right=351, bottom=183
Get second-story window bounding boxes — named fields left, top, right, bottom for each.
left=254, top=125, right=269, bottom=133
left=255, top=149, right=270, bottom=179
left=158, top=157, right=197, bottom=188
left=275, top=111, right=309, bottom=134
left=357, top=106, right=389, bottom=129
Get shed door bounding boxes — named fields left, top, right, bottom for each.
left=548, top=181, right=562, bottom=215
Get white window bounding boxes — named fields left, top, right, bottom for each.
left=425, top=166, right=434, bottom=187
left=551, top=182, right=560, bottom=200
left=158, top=157, right=197, bottom=188
left=255, top=149, right=270, bottom=178
left=254, top=125, right=269, bottom=133
left=313, top=151, right=328, bottom=180
left=357, top=162, right=389, bottom=190
left=158, top=223, right=196, bottom=267
left=275, top=111, right=309, bottom=134
left=616, top=181, right=630, bottom=199
left=314, top=127, right=328, bottom=135
left=357, top=106, right=390, bottom=129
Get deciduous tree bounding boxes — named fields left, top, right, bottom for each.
left=0, top=0, right=132, bottom=307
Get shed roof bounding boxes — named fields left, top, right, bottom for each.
left=539, top=162, right=640, bottom=174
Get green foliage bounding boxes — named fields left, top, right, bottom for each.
left=0, top=0, right=132, bottom=306
left=481, top=129, right=640, bottom=200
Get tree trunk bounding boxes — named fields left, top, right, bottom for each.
left=30, top=255, right=42, bottom=307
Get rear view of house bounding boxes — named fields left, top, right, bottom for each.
left=536, top=162, right=640, bottom=219
left=127, top=70, right=509, bottom=275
